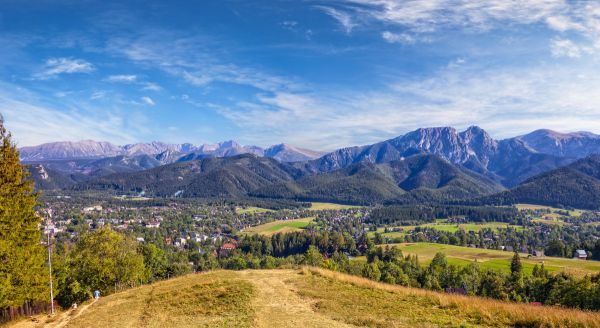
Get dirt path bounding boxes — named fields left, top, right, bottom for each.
left=6, top=300, right=96, bottom=328
left=242, top=270, right=354, bottom=328
left=51, top=300, right=95, bottom=328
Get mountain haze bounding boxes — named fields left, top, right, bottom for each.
left=20, top=140, right=323, bottom=163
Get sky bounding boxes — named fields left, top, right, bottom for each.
left=1, top=0, right=600, bottom=150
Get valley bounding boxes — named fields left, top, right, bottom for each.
left=6, top=1, right=600, bottom=326
left=9, top=126, right=600, bottom=325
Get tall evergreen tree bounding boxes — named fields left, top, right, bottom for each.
left=0, top=122, right=48, bottom=307
left=510, top=252, right=522, bottom=275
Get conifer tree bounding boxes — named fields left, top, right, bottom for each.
left=0, top=122, right=48, bottom=308
left=510, top=251, right=522, bottom=275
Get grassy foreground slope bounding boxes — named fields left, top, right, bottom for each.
left=9, top=269, right=600, bottom=328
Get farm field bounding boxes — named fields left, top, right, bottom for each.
left=241, top=217, right=314, bottom=236
left=309, top=202, right=361, bottom=210
left=387, top=243, right=600, bottom=277
left=9, top=269, right=600, bottom=328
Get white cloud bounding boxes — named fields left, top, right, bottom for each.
left=0, top=85, right=141, bottom=146
left=334, top=0, right=600, bottom=57
left=214, top=62, right=600, bottom=150
left=90, top=91, right=107, bottom=100
left=381, top=31, right=415, bottom=44
left=34, top=57, right=94, bottom=80
left=140, top=96, right=155, bottom=106
left=339, top=0, right=566, bottom=32
left=545, top=15, right=584, bottom=32
left=106, top=33, right=299, bottom=93
left=315, top=6, right=356, bottom=34
left=106, top=74, right=162, bottom=91
left=142, top=82, right=161, bottom=91
left=107, top=74, right=137, bottom=82
left=551, top=38, right=586, bottom=58
left=281, top=21, right=298, bottom=30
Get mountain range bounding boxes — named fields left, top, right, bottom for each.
left=23, top=126, right=600, bottom=208
left=300, top=126, right=585, bottom=187
left=20, top=140, right=323, bottom=163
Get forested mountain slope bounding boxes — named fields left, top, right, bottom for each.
left=480, top=155, right=600, bottom=209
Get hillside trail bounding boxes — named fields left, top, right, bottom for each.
left=8, top=300, right=96, bottom=328
left=241, top=270, right=355, bottom=328
left=51, top=300, right=95, bottom=328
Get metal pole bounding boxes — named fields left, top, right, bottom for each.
left=47, top=232, right=54, bottom=315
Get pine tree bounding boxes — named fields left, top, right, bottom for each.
left=510, top=251, right=522, bottom=275
left=0, top=122, right=48, bottom=308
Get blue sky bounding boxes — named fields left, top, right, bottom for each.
left=1, top=0, right=600, bottom=150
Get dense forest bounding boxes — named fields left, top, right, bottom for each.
left=367, top=205, right=521, bottom=226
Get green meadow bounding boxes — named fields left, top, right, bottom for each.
left=371, top=220, right=525, bottom=239
left=241, top=217, right=314, bottom=236
left=385, top=242, right=600, bottom=277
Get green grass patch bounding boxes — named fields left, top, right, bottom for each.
left=421, top=221, right=525, bottom=233
left=309, top=202, right=361, bottom=210
left=516, top=203, right=583, bottom=218
left=370, top=221, right=524, bottom=239
left=241, top=217, right=315, bottom=236
left=386, top=242, right=600, bottom=276
left=236, top=206, right=274, bottom=214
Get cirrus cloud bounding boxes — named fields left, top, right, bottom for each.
left=33, top=57, right=94, bottom=80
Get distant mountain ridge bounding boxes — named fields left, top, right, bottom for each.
left=20, top=140, right=325, bottom=163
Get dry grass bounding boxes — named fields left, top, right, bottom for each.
left=65, top=271, right=255, bottom=328
left=7, top=269, right=600, bottom=328
left=303, top=267, right=600, bottom=328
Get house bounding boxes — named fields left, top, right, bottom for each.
left=145, top=221, right=161, bottom=228
left=533, top=250, right=544, bottom=257
left=574, top=249, right=588, bottom=260
left=136, top=237, right=145, bottom=242
left=219, top=243, right=237, bottom=257
left=83, top=205, right=102, bottom=213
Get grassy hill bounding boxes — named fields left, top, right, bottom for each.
left=9, top=269, right=600, bottom=328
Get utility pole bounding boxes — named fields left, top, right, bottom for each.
left=47, top=232, right=55, bottom=315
